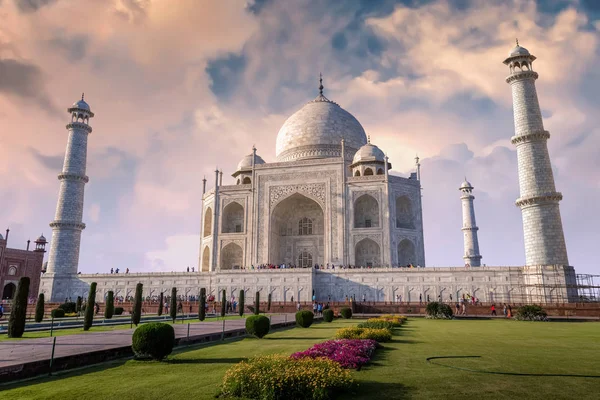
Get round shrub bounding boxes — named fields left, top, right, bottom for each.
left=51, top=308, right=65, bottom=318
left=114, top=307, right=124, bottom=315
left=323, top=309, right=334, bottom=322
left=515, top=305, right=548, bottom=321
left=58, top=302, right=77, bottom=314
left=245, top=315, right=270, bottom=338
left=425, top=302, right=453, bottom=319
left=132, top=322, right=175, bottom=360
left=340, top=307, right=352, bottom=319
left=295, top=310, right=314, bottom=328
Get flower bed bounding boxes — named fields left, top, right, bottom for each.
left=335, top=327, right=392, bottom=342
left=291, top=339, right=378, bottom=369
left=379, top=315, right=407, bottom=326
left=220, top=354, right=352, bottom=400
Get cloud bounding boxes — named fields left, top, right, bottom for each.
left=13, top=0, right=56, bottom=13
left=46, top=31, right=89, bottom=62
left=0, top=58, right=58, bottom=113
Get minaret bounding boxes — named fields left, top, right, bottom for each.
left=460, top=179, right=482, bottom=267
left=504, top=41, right=568, bottom=266
left=45, top=94, right=93, bottom=300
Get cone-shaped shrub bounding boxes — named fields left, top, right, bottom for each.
left=132, top=322, right=175, bottom=361
left=105, top=291, right=115, bottom=319
left=8, top=277, right=30, bottom=338
left=199, top=288, right=206, bottom=321
left=221, top=290, right=227, bottom=317
left=254, top=291, right=260, bottom=315
left=157, top=292, right=164, bottom=316
left=238, top=289, right=245, bottom=317
left=132, top=283, right=143, bottom=326
left=83, top=282, right=97, bottom=331
left=340, top=307, right=352, bottom=319
left=296, top=310, right=314, bottom=328
left=170, top=287, right=177, bottom=322
left=323, top=309, right=334, bottom=322
left=76, top=296, right=82, bottom=313
left=245, top=315, right=270, bottom=338
left=267, top=293, right=272, bottom=312
left=35, top=293, right=45, bottom=323
left=51, top=308, right=65, bottom=318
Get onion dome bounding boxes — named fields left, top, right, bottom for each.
left=237, top=153, right=265, bottom=171
left=460, top=179, right=473, bottom=190
left=36, top=234, right=47, bottom=243
left=509, top=44, right=530, bottom=57
left=352, top=142, right=385, bottom=164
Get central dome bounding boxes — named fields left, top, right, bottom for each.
left=275, top=94, right=367, bottom=162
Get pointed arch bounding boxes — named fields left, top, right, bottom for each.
left=201, top=246, right=210, bottom=272
left=355, top=238, right=380, bottom=267
left=242, top=177, right=251, bottom=184
left=364, top=168, right=373, bottom=176
left=220, top=242, right=243, bottom=270
left=354, top=194, right=379, bottom=228
left=222, top=202, right=244, bottom=233
left=377, top=168, right=384, bottom=175
left=203, top=207, right=212, bottom=237
left=354, top=170, right=361, bottom=177
left=395, top=196, right=414, bottom=229
left=398, top=239, right=416, bottom=266
left=2, top=283, right=16, bottom=300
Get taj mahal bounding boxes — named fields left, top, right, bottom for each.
left=38, top=42, right=578, bottom=304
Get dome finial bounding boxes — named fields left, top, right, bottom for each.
left=515, top=38, right=519, bottom=46
left=367, top=134, right=371, bottom=143
left=319, top=73, right=324, bottom=96
left=81, top=92, right=85, bottom=101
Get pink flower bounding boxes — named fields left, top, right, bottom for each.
left=291, top=339, right=378, bottom=369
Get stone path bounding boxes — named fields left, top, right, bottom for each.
left=0, top=314, right=294, bottom=369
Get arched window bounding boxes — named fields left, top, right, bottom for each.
left=377, top=168, right=384, bottom=175
left=364, top=168, right=373, bottom=176
left=298, top=218, right=313, bottom=235
left=201, top=246, right=210, bottom=272
left=298, top=252, right=313, bottom=268
left=354, top=194, right=379, bottom=228
left=222, top=202, right=244, bottom=233
left=354, top=170, right=361, bottom=177
left=242, top=177, right=251, bottom=184
left=355, top=238, right=381, bottom=267
left=2, top=283, right=16, bottom=300
left=7, top=266, right=17, bottom=275
left=237, top=179, right=240, bottom=184
left=203, top=208, right=212, bottom=237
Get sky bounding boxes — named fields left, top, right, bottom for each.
left=0, top=0, right=599, bottom=275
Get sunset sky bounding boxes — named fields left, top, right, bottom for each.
left=1, top=0, right=598, bottom=275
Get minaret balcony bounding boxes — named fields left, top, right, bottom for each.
left=505, top=70, right=538, bottom=83
left=66, top=122, right=93, bottom=133
left=58, top=172, right=89, bottom=183
left=50, top=220, right=86, bottom=230
left=515, top=193, right=563, bottom=208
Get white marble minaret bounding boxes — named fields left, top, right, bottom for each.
left=504, top=41, right=568, bottom=266
left=45, top=95, right=94, bottom=301
left=460, top=179, right=482, bottom=267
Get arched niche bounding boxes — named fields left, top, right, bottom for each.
left=222, top=202, right=244, bottom=233
left=395, top=196, right=414, bottom=229
left=203, top=208, right=212, bottom=237
left=398, top=239, right=416, bottom=266
left=220, top=242, right=243, bottom=270
left=354, top=194, right=379, bottom=228
left=355, top=238, right=380, bottom=267
left=201, top=246, right=210, bottom=272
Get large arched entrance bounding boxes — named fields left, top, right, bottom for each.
left=2, top=283, right=16, bottom=300
left=201, top=246, right=210, bottom=272
left=220, top=243, right=243, bottom=270
left=355, top=238, right=380, bottom=267
left=270, top=193, right=324, bottom=267
left=398, top=239, right=416, bottom=266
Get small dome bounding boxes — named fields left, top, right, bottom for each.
left=509, top=45, right=530, bottom=57
left=352, top=142, right=385, bottom=164
left=0, top=233, right=3, bottom=240
left=36, top=234, right=47, bottom=243
left=237, top=153, right=265, bottom=170
left=460, top=180, right=473, bottom=190
left=72, top=99, right=90, bottom=111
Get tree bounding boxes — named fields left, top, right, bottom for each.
left=267, top=293, right=272, bottom=312
left=105, top=291, right=115, bottom=319
left=8, top=277, right=30, bottom=338
left=199, top=288, right=206, bottom=321
left=254, top=291, right=260, bottom=315
left=132, top=283, right=143, bottom=326
left=83, top=282, right=97, bottom=331
left=170, top=287, right=177, bottom=323
left=157, top=292, right=164, bottom=316
left=76, top=296, right=82, bottom=314
left=221, top=289, right=227, bottom=317
left=238, top=289, right=245, bottom=317
left=35, top=293, right=45, bottom=323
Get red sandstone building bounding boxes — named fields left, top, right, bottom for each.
left=0, top=229, right=47, bottom=300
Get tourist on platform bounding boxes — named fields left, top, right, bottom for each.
left=296, top=302, right=301, bottom=311
left=491, top=304, right=497, bottom=316
left=419, top=294, right=422, bottom=305
left=0, top=304, right=4, bottom=319
left=110, top=268, right=114, bottom=274
left=126, top=268, right=129, bottom=274
left=455, top=302, right=460, bottom=315
left=461, top=301, right=467, bottom=316
left=291, top=295, right=294, bottom=303
left=115, top=268, right=119, bottom=274
left=503, top=303, right=508, bottom=317
left=507, top=304, right=512, bottom=318
left=362, top=294, right=366, bottom=302
left=177, top=301, right=183, bottom=314
left=313, top=302, right=317, bottom=314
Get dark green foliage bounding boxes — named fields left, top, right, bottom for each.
left=221, top=290, right=227, bottom=317
left=267, top=293, right=272, bottom=312
left=245, top=315, right=270, bottom=338
left=157, top=292, right=164, bottom=316
left=516, top=305, right=548, bottom=321
left=132, top=322, right=175, bottom=361
left=105, top=291, right=115, bottom=319
left=7, top=277, right=29, bottom=338
left=425, top=302, right=453, bottom=319
left=35, top=293, right=45, bottom=323
left=254, top=291, right=260, bottom=315
left=357, top=320, right=395, bottom=330
left=114, top=307, right=124, bottom=315
left=340, top=307, right=352, bottom=319
left=238, top=289, right=245, bottom=317
left=51, top=308, right=65, bottom=318
left=83, top=282, right=97, bottom=331
left=170, top=287, right=177, bottom=322
left=295, top=310, right=314, bottom=328
left=322, top=309, right=334, bottom=322
left=76, top=296, right=82, bottom=313
left=199, top=288, right=206, bottom=321
left=132, top=283, right=143, bottom=326
left=58, top=302, right=76, bottom=314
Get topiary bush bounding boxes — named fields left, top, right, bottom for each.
left=323, top=309, right=334, bottom=322
left=132, top=283, right=143, bottom=326
left=157, top=292, right=164, bottom=316
left=199, top=288, right=206, bottom=321
left=105, top=291, right=115, bottom=319
left=245, top=315, right=271, bottom=338
left=221, top=289, right=227, bottom=317
left=425, top=302, right=453, bottom=319
left=238, top=289, right=244, bottom=317
left=83, top=282, right=97, bottom=331
left=114, top=307, right=124, bottom=315
left=76, top=296, right=82, bottom=313
left=254, top=291, right=260, bottom=315
left=515, top=305, right=548, bottom=321
left=170, top=287, right=177, bottom=322
left=295, top=310, right=314, bottom=328
left=35, top=293, right=45, bottom=323
left=267, top=293, right=272, bottom=312
left=58, top=302, right=76, bottom=314
left=51, top=308, right=65, bottom=319
left=132, top=322, right=175, bottom=361
left=340, top=307, right=352, bottom=319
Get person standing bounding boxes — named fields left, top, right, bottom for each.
left=503, top=303, right=508, bottom=318
left=455, top=302, right=460, bottom=315
left=491, top=304, right=497, bottom=316
left=507, top=304, right=512, bottom=318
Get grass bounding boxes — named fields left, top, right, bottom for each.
left=2, top=319, right=599, bottom=399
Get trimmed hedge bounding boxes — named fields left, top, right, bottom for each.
left=170, top=287, right=177, bottom=322
left=254, top=291, right=260, bottom=315
left=7, top=277, right=29, bottom=338
left=114, top=307, right=124, bottom=315
left=132, top=283, right=143, bottom=325
left=238, top=289, right=245, bottom=317
left=295, top=310, right=314, bottom=328
left=58, top=302, right=76, bottom=314
left=357, top=320, right=395, bottom=330
left=199, top=288, right=206, bottom=321
left=51, top=308, right=65, bottom=318
left=323, top=309, right=334, bottom=322
left=105, top=291, right=115, bottom=319
left=245, top=315, right=270, bottom=338
left=516, top=305, right=548, bottom=321
left=340, top=307, right=352, bottom=319
left=83, top=282, right=97, bottom=331
left=35, top=293, right=45, bottom=323
left=425, top=302, right=453, bottom=319
left=157, top=292, right=164, bottom=316
left=267, top=293, right=272, bottom=312
left=335, top=327, right=392, bottom=342
left=132, top=322, right=175, bottom=361
left=221, top=290, right=227, bottom=317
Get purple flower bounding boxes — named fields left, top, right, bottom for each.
left=291, top=339, right=378, bottom=369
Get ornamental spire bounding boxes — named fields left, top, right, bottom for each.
left=82, top=92, right=85, bottom=101
left=516, top=38, right=519, bottom=46
left=319, top=73, right=324, bottom=96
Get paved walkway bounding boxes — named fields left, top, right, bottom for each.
left=0, top=314, right=294, bottom=369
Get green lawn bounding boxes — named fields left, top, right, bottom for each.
left=2, top=319, right=599, bottom=399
